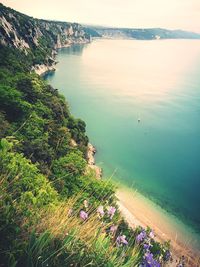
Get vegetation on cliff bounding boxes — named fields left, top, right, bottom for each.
left=0, top=3, right=91, bottom=70
left=0, top=4, right=172, bottom=267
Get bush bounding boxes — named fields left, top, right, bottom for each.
left=51, top=151, right=87, bottom=196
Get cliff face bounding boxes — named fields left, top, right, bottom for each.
left=0, top=3, right=91, bottom=73
left=0, top=4, right=90, bottom=50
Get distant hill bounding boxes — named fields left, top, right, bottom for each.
left=1, top=1, right=200, bottom=63
left=86, top=26, right=200, bottom=40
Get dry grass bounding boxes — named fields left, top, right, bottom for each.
left=22, top=195, right=141, bottom=267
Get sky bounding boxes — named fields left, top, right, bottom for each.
left=1, top=0, right=200, bottom=32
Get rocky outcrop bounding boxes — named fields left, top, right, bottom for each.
left=87, top=143, right=96, bottom=165
left=31, top=63, right=57, bottom=75
left=87, top=143, right=102, bottom=179
left=70, top=139, right=102, bottom=179
left=0, top=3, right=91, bottom=73
left=0, top=4, right=91, bottom=50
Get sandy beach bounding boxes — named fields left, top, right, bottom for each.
left=116, top=187, right=200, bottom=266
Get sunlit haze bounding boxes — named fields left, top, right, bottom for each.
left=1, top=0, right=200, bottom=32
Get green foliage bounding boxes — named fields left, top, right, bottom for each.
left=0, top=45, right=31, bottom=73
left=47, top=125, right=71, bottom=158
left=0, top=6, right=172, bottom=265
left=15, top=111, right=54, bottom=166
left=78, top=175, right=116, bottom=206
left=67, top=116, right=89, bottom=156
left=51, top=151, right=87, bottom=196
left=0, top=48, right=88, bottom=172
left=0, top=112, right=11, bottom=138
left=19, top=230, right=140, bottom=267
left=0, top=139, right=58, bottom=265
left=16, top=75, right=43, bottom=103
left=0, top=40, right=120, bottom=266
left=0, top=139, right=58, bottom=213
left=0, top=84, right=32, bottom=121
left=67, top=116, right=88, bottom=145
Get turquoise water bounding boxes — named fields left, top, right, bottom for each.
left=45, top=39, right=200, bottom=241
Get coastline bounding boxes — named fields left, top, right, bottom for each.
left=42, top=41, right=200, bottom=265
left=86, top=142, right=200, bottom=265
left=70, top=139, right=102, bottom=179
left=34, top=40, right=90, bottom=76
left=32, top=62, right=57, bottom=76
left=116, top=187, right=200, bottom=266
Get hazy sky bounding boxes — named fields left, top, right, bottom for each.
left=2, top=0, right=200, bottom=32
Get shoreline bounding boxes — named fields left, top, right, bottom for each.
left=86, top=142, right=200, bottom=264
left=116, top=187, right=200, bottom=266
left=43, top=42, right=200, bottom=265
left=85, top=141, right=200, bottom=265
left=34, top=40, right=90, bottom=76
left=70, top=139, right=102, bottom=179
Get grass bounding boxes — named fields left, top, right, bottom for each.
left=21, top=196, right=141, bottom=267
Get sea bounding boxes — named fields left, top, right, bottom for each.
left=45, top=39, right=200, bottom=250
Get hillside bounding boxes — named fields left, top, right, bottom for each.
left=0, top=3, right=91, bottom=74
left=0, top=3, right=176, bottom=267
left=86, top=25, right=200, bottom=40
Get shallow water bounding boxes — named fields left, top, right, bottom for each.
left=45, top=39, right=200, bottom=246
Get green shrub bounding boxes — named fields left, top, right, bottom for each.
left=51, top=151, right=87, bottom=196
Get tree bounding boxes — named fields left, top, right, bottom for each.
left=51, top=151, right=87, bottom=196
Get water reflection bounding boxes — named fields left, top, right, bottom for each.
left=43, top=70, right=55, bottom=80
left=58, top=43, right=87, bottom=56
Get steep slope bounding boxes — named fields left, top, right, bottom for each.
left=0, top=4, right=189, bottom=267
left=0, top=3, right=91, bottom=74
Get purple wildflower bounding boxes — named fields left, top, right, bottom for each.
left=145, top=252, right=154, bottom=263
left=136, top=230, right=147, bottom=243
left=116, top=235, right=128, bottom=246
left=107, top=206, right=116, bottom=219
left=143, top=252, right=161, bottom=267
left=143, top=243, right=150, bottom=251
left=97, top=205, right=104, bottom=217
left=164, top=250, right=171, bottom=261
left=80, top=210, right=88, bottom=221
left=110, top=225, right=118, bottom=234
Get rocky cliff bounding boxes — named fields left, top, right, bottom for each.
left=0, top=3, right=91, bottom=74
